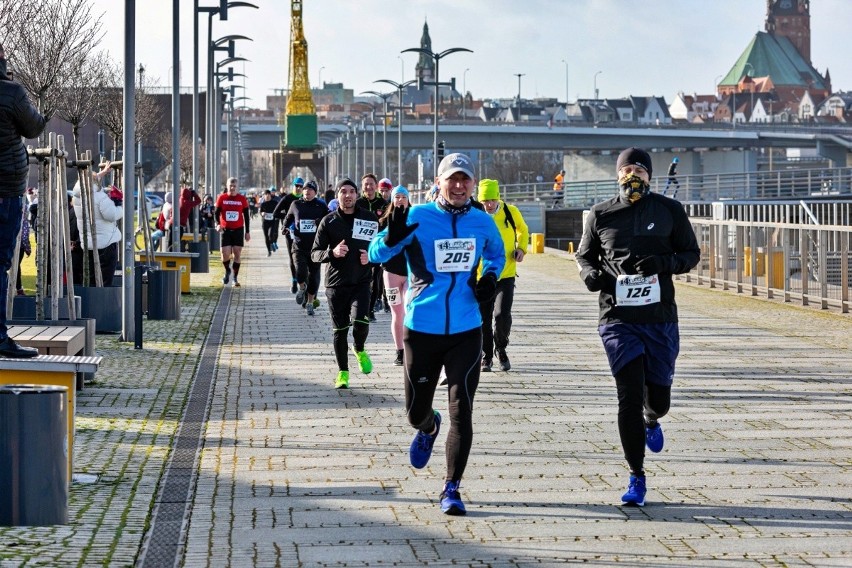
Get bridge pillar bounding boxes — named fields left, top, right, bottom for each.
left=274, top=151, right=325, bottom=188
left=816, top=140, right=849, bottom=168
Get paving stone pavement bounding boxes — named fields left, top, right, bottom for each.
left=2, top=235, right=851, bottom=567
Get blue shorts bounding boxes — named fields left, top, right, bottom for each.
left=598, top=322, right=680, bottom=386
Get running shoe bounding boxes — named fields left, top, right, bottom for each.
left=233, top=279, right=240, bottom=287
left=481, top=359, right=492, bottom=373
left=222, top=272, right=230, bottom=285
left=312, top=299, right=320, bottom=308
left=291, top=281, right=298, bottom=294
left=440, top=480, right=466, bottom=516
left=645, top=422, right=664, bottom=453
left=335, top=370, right=349, bottom=389
left=394, top=349, right=404, bottom=366
left=306, top=304, right=315, bottom=316
left=272, top=242, right=278, bottom=252
left=621, top=475, right=646, bottom=507
left=267, top=251, right=271, bottom=257
left=409, top=411, right=441, bottom=469
left=497, top=349, right=511, bottom=371
left=353, top=348, right=372, bottom=374
left=368, top=312, right=377, bottom=322
left=295, top=288, right=306, bottom=306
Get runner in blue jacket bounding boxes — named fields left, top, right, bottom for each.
left=368, top=153, right=504, bottom=516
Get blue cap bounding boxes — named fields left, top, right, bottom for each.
left=293, top=177, right=304, bottom=186
left=391, top=185, right=409, bottom=198
left=673, top=157, right=679, bottom=163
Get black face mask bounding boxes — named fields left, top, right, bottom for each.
left=618, top=173, right=650, bottom=203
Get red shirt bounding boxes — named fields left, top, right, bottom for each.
left=215, top=193, right=249, bottom=230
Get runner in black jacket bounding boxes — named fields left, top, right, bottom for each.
left=284, top=181, right=328, bottom=315
left=576, top=147, right=700, bottom=507
left=258, top=190, right=278, bottom=256
left=273, top=178, right=304, bottom=293
left=311, top=178, right=379, bottom=389
left=355, top=174, right=390, bottom=321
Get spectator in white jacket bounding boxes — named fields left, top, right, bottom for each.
left=72, top=161, right=122, bottom=286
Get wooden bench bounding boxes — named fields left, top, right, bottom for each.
left=8, top=325, right=86, bottom=356
left=0, top=355, right=102, bottom=485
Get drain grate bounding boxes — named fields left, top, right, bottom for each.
left=137, top=287, right=230, bottom=568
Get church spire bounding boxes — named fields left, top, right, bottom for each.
left=415, top=20, right=434, bottom=82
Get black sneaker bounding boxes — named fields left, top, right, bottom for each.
left=394, top=349, right=404, bottom=366
left=291, top=281, right=298, bottom=294
left=368, top=312, right=377, bottom=322
left=222, top=272, right=230, bottom=285
left=0, top=337, right=39, bottom=358
left=481, top=359, right=492, bottom=372
left=497, top=349, right=511, bottom=371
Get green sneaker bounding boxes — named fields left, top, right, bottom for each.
left=353, top=348, right=373, bottom=374
left=335, top=370, right=350, bottom=389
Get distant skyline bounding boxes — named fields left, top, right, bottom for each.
left=89, top=0, right=852, bottom=109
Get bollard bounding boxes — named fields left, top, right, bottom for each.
left=0, top=385, right=69, bottom=526
left=146, top=269, right=181, bottom=320
left=530, top=233, right=544, bottom=254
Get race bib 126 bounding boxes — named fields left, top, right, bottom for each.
left=615, top=274, right=661, bottom=306
left=434, top=238, right=476, bottom=272
left=352, top=218, right=378, bottom=241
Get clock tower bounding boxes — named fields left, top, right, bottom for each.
left=766, top=0, right=811, bottom=63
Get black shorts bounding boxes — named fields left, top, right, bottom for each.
left=221, top=228, right=245, bottom=248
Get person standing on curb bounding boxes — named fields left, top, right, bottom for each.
left=311, top=178, right=378, bottom=389
left=576, top=147, right=699, bottom=507
left=215, top=177, right=250, bottom=287
left=273, top=177, right=304, bottom=293
left=476, top=179, right=529, bottom=372
left=377, top=185, right=411, bottom=366
left=368, top=153, right=505, bottom=516
left=284, top=180, right=328, bottom=316
left=0, top=41, right=45, bottom=358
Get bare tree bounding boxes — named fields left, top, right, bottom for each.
left=152, top=130, right=206, bottom=187
left=95, top=57, right=165, bottom=154
left=0, top=3, right=42, bottom=51
left=57, top=50, right=108, bottom=159
left=5, top=0, right=105, bottom=120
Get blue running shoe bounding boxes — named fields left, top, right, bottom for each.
left=409, top=411, right=441, bottom=469
left=295, top=288, right=305, bottom=306
left=645, top=423, right=664, bottom=453
left=440, top=480, right=466, bottom=515
left=621, top=475, right=646, bottom=506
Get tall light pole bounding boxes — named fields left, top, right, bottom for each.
left=514, top=73, right=524, bottom=123
left=194, top=1, right=257, bottom=219
left=462, top=68, right=470, bottom=123
left=401, top=46, right=472, bottom=177
left=561, top=59, right=569, bottom=103
left=361, top=90, right=393, bottom=178
left=318, top=66, right=325, bottom=89
left=397, top=55, right=404, bottom=82
left=375, top=78, right=416, bottom=184
left=594, top=70, right=602, bottom=100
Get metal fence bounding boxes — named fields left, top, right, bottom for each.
left=495, top=167, right=852, bottom=208
left=681, top=217, right=851, bottom=313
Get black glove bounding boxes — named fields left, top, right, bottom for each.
left=583, top=270, right=605, bottom=292
left=634, top=255, right=669, bottom=276
left=110, top=198, right=123, bottom=207
left=384, top=206, right=418, bottom=247
left=475, top=273, right=498, bottom=304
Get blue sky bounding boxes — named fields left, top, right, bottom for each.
left=91, top=0, right=851, bottom=108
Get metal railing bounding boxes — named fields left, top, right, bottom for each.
left=680, top=217, right=851, bottom=313
left=495, top=167, right=852, bottom=208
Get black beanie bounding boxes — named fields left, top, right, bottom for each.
left=335, top=178, right=357, bottom=193
left=616, top=147, right=653, bottom=179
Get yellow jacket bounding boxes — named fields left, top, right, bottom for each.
left=480, top=201, right=529, bottom=280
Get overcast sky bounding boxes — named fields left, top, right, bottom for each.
left=89, top=0, right=851, bottom=108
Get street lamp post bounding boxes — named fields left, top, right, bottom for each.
left=401, top=46, right=472, bottom=177
left=561, top=59, right=569, bottom=104
left=195, top=0, right=257, bottom=210
left=375, top=79, right=416, bottom=184
left=462, top=68, right=470, bottom=124
left=594, top=70, right=602, bottom=100
left=318, top=66, right=325, bottom=90
left=361, top=90, right=393, bottom=178
left=514, top=73, right=524, bottom=124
